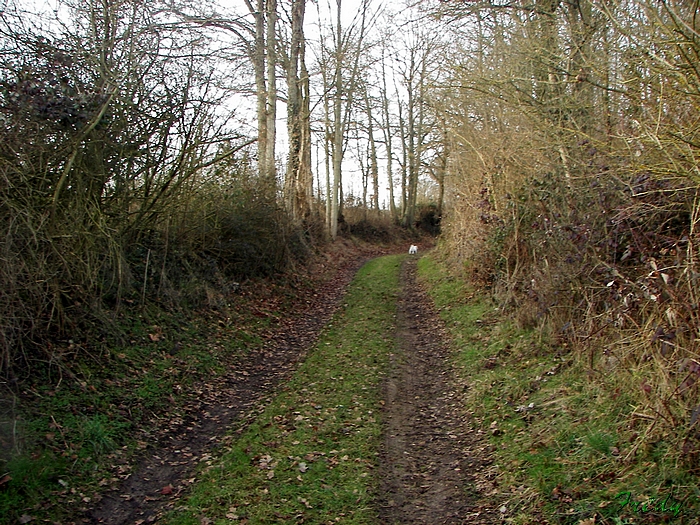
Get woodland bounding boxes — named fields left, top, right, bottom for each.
left=1, top=0, right=700, bottom=521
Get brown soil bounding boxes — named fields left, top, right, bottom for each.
left=377, top=256, right=502, bottom=525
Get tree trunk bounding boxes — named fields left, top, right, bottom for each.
left=403, top=50, right=417, bottom=228
left=251, top=0, right=269, bottom=183
left=361, top=144, right=369, bottom=219
left=397, top=97, right=408, bottom=220
left=363, top=83, right=380, bottom=214
left=330, top=0, right=343, bottom=239
left=300, top=47, right=313, bottom=217
left=381, top=53, right=397, bottom=222
left=285, top=0, right=312, bottom=221
left=265, top=0, right=278, bottom=186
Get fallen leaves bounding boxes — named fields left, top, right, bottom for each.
left=0, top=473, right=11, bottom=490
left=148, top=326, right=163, bottom=342
left=551, top=486, right=573, bottom=503
left=4, top=247, right=385, bottom=525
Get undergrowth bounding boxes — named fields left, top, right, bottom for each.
left=418, top=253, right=700, bottom=525
left=163, top=255, right=402, bottom=525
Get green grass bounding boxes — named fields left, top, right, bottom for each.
left=163, top=255, right=403, bottom=525
left=417, top=254, right=700, bottom=525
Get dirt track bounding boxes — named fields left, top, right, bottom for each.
left=377, top=257, right=501, bottom=525
left=86, top=255, right=373, bottom=524
left=85, top=253, right=501, bottom=524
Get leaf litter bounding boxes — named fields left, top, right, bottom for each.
left=72, top=243, right=505, bottom=524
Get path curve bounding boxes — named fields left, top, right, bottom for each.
left=86, top=256, right=373, bottom=524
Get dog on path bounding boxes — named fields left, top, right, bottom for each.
left=408, top=245, right=418, bottom=255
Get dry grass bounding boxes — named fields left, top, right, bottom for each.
left=436, top=27, right=700, bottom=511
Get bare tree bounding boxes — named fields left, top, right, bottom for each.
left=329, top=0, right=345, bottom=239
left=168, top=0, right=279, bottom=186
left=322, top=0, right=372, bottom=238
left=393, top=27, right=439, bottom=227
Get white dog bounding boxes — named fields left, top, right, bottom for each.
left=408, top=245, right=418, bottom=254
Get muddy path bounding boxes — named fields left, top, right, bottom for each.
left=377, top=257, right=501, bottom=525
left=86, top=255, right=375, bottom=525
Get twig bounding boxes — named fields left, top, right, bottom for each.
left=142, top=249, right=151, bottom=306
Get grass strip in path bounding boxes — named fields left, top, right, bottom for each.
left=164, top=255, right=403, bottom=525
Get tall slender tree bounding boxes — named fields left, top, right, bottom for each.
left=380, top=50, right=398, bottom=221
left=326, top=0, right=370, bottom=238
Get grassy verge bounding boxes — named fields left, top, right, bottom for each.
left=418, top=254, right=699, bottom=525
left=0, top=306, right=269, bottom=524
left=163, top=255, right=403, bottom=525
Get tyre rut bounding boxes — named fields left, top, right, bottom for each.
left=377, top=256, right=499, bottom=525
